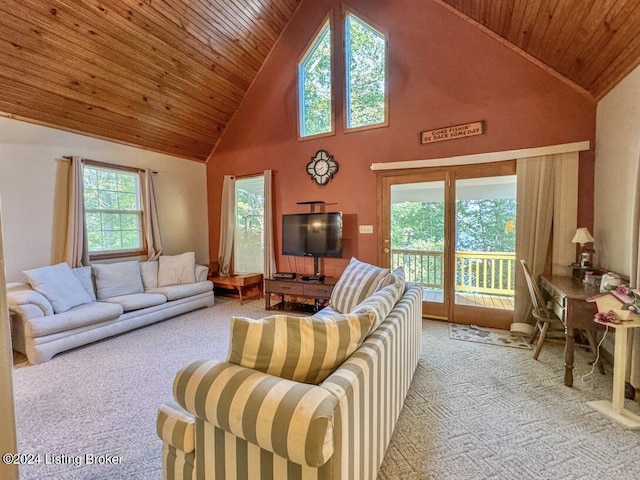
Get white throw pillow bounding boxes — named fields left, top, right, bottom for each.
left=23, top=263, right=92, bottom=314
left=158, top=252, right=196, bottom=287
left=92, top=261, right=144, bottom=300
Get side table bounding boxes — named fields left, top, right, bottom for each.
left=211, top=273, right=263, bottom=304
left=587, top=317, right=640, bottom=430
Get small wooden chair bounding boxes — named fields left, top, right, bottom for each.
left=520, top=260, right=564, bottom=360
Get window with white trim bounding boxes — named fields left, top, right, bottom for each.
left=299, top=19, right=333, bottom=138
left=345, top=13, right=387, bottom=130
left=83, top=165, right=143, bottom=254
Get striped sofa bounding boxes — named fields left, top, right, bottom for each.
left=157, top=283, right=422, bottom=480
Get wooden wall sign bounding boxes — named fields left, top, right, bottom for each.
left=420, top=121, right=486, bottom=145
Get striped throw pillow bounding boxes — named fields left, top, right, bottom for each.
left=227, top=312, right=374, bottom=384
left=351, top=267, right=405, bottom=332
left=330, top=257, right=390, bottom=313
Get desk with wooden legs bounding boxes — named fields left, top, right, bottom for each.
left=539, top=276, right=602, bottom=387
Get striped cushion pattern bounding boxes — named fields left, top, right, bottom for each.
left=227, top=312, right=374, bottom=384
left=322, top=283, right=423, bottom=479
left=200, top=424, right=335, bottom=479
left=157, top=400, right=196, bottom=453
left=162, top=444, right=195, bottom=480
left=351, top=268, right=405, bottom=332
left=329, top=258, right=390, bottom=313
left=173, top=360, right=339, bottom=467
left=159, top=283, right=423, bottom=480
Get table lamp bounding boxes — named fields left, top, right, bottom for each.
left=572, top=227, right=595, bottom=267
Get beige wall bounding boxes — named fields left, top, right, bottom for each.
left=0, top=200, right=18, bottom=480
left=594, top=65, right=640, bottom=276
left=0, top=117, right=209, bottom=283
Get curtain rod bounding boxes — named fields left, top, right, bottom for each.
left=62, top=156, right=158, bottom=175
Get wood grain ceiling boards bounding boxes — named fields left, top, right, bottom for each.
left=0, top=0, right=301, bottom=161
left=439, top=0, right=640, bottom=100
left=2, top=1, right=639, bottom=161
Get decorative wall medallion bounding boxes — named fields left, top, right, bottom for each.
left=306, top=149, right=339, bottom=185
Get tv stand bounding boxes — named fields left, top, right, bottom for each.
left=265, top=276, right=337, bottom=313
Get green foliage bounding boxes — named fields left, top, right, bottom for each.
left=301, top=24, right=332, bottom=137
left=456, top=199, right=516, bottom=252
left=391, top=202, right=444, bottom=251
left=83, top=166, right=142, bottom=252
left=391, top=199, right=516, bottom=252
left=235, top=185, right=264, bottom=273
left=346, top=15, right=386, bottom=128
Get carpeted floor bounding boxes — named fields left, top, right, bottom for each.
left=11, top=298, right=640, bottom=479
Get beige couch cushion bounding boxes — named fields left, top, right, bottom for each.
left=158, top=252, right=196, bottom=287
left=26, top=302, right=123, bottom=337
left=148, top=281, right=213, bottom=301
left=103, top=293, right=167, bottom=312
left=139, top=261, right=159, bottom=290
left=93, top=261, right=144, bottom=300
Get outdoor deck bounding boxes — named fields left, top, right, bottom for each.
left=422, top=289, right=514, bottom=310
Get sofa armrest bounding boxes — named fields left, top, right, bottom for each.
left=195, top=264, right=208, bottom=283
left=6, top=283, right=53, bottom=317
left=172, top=360, right=338, bottom=467
left=157, top=400, right=195, bottom=453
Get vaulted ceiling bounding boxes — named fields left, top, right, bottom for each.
left=440, top=0, right=640, bottom=100
left=1, top=1, right=639, bottom=162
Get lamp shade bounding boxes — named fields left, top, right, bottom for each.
left=572, top=227, right=594, bottom=246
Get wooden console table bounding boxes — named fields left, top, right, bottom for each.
left=265, top=277, right=337, bottom=313
left=211, top=273, right=263, bottom=304
left=539, top=275, right=602, bottom=387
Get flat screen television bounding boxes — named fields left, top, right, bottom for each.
left=282, top=212, right=343, bottom=258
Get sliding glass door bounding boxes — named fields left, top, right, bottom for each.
left=379, top=161, right=516, bottom=328
left=389, top=176, right=447, bottom=318
left=453, top=173, right=516, bottom=327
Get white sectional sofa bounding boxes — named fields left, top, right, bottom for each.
left=157, top=258, right=422, bottom=480
left=7, top=253, right=215, bottom=364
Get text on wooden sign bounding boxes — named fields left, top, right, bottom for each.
left=420, top=121, right=486, bottom=145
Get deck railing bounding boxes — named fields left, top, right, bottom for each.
left=391, top=249, right=515, bottom=296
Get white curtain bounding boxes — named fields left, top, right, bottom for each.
left=63, top=156, right=89, bottom=267
left=263, top=170, right=277, bottom=279
left=141, top=169, right=163, bottom=261
left=218, top=175, right=236, bottom=277
left=628, top=158, right=640, bottom=389
left=514, top=155, right=556, bottom=324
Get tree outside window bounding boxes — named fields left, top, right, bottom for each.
left=345, top=13, right=387, bottom=129
left=299, top=21, right=332, bottom=138
left=234, top=177, right=265, bottom=274
left=83, top=165, right=143, bottom=254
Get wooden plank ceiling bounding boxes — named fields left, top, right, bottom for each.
left=440, top=0, right=640, bottom=100
left=0, top=1, right=639, bottom=161
left=0, top=0, right=301, bottom=161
